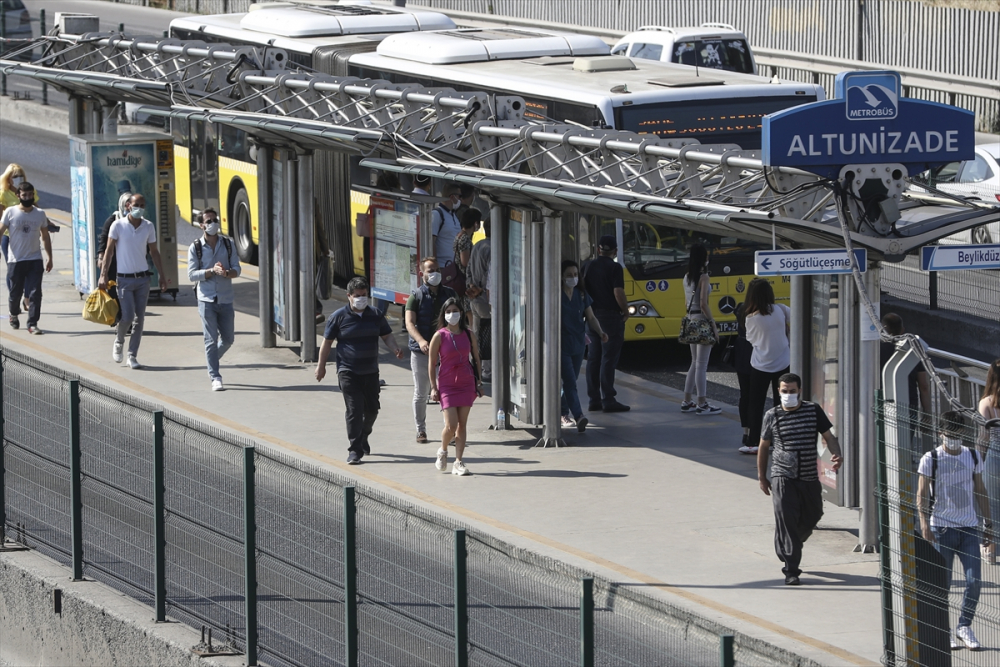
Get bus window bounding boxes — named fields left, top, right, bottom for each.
left=218, top=124, right=250, bottom=163
left=672, top=39, right=754, bottom=74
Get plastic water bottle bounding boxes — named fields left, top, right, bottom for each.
left=496, top=409, right=506, bottom=430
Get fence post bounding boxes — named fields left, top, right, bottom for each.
left=118, top=23, right=124, bottom=34
left=69, top=380, right=83, bottom=581
left=153, top=410, right=166, bottom=622
left=243, top=446, right=258, bottom=666
left=580, top=577, right=594, bottom=667
left=39, top=9, right=48, bottom=105
left=928, top=271, right=938, bottom=310
left=874, top=391, right=896, bottom=664
left=344, top=486, right=358, bottom=667
left=0, top=356, right=6, bottom=545
left=454, top=529, right=468, bottom=667
left=720, top=634, right=734, bottom=667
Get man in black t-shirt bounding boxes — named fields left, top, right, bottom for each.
left=583, top=235, right=630, bottom=413
left=757, top=373, right=843, bottom=586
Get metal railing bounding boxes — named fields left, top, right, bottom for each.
left=881, top=256, right=1000, bottom=324
left=0, top=345, right=769, bottom=667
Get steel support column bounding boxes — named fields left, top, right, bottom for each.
left=839, top=274, right=858, bottom=509
left=297, top=153, right=317, bottom=363
left=490, top=201, right=510, bottom=429
left=257, top=146, right=274, bottom=347
left=284, top=153, right=300, bottom=342
left=68, top=96, right=86, bottom=135
left=102, top=103, right=118, bottom=135
left=857, top=265, right=880, bottom=552
left=537, top=210, right=563, bottom=447
left=789, top=276, right=808, bottom=382
left=526, top=216, right=542, bottom=425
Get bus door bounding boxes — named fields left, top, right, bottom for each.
left=189, top=120, right=220, bottom=216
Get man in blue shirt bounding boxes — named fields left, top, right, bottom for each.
left=187, top=209, right=241, bottom=392
left=316, top=277, right=404, bottom=464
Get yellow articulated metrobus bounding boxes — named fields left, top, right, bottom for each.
left=168, top=2, right=455, bottom=277
left=347, top=28, right=807, bottom=338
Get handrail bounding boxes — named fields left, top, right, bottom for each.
left=926, top=346, right=991, bottom=374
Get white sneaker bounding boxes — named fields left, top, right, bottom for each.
left=127, top=356, right=141, bottom=370
left=435, top=448, right=447, bottom=472
left=956, top=625, right=980, bottom=650
left=452, top=460, right=469, bottom=476
left=738, top=445, right=759, bottom=455
left=695, top=403, right=722, bottom=415
left=680, top=401, right=697, bottom=413
left=211, top=379, right=224, bottom=392
left=112, top=341, right=123, bottom=363
left=560, top=416, right=576, bottom=428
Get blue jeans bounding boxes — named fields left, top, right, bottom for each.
left=932, top=526, right=982, bottom=627
left=199, top=300, right=235, bottom=381
left=115, top=275, right=150, bottom=358
left=561, top=351, right=584, bottom=419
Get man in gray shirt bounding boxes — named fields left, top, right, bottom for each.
left=187, top=208, right=241, bottom=392
left=0, top=182, right=52, bottom=334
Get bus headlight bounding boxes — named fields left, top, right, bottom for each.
left=627, top=300, right=659, bottom=317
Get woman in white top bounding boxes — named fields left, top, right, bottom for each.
left=744, top=278, right=792, bottom=450
left=680, top=244, right=721, bottom=415
left=979, top=359, right=1000, bottom=549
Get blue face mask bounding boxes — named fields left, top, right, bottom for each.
left=130, top=206, right=145, bottom=219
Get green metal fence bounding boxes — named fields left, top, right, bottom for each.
left=2, top=345, right=777, bottom=666
left=875, top=394, right=1000, bottom=667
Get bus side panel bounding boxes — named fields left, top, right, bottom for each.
left=174, top=144, right=192, bottom=226
left=350, top=189, right=369, bottom=277
left=219, top=156, right=259, bottom=242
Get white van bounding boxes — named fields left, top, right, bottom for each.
left=611, top=23, right=757, bottom=75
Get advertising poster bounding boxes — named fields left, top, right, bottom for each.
left=811, top=276, right=842, bottom=503
left=371, top=197, right=418, bottom=304
left=272, top=155, right=284, bottom=330
left=70, top=164, right=92, bottom=293
left=508, top=211, right=526, bottom=417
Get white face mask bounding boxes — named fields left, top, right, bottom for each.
left=426, top=271, right=442, bottom=287
left=564, top=277, right=578, bottom=288
left=130, top=206, right=145, bottom=219
left=942, top=436, right=963, bottom=452
left=351, top=296, right=369, bottom=311
left=12, top=176, right=24, bottom=186
left=204, top=221, right=220, bottom=236
left=444, top=311, right=461, bottom=326
left=780, top=392, right=800, bottom=409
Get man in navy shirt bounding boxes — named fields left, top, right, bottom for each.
left=583, top=235, right=630, bottom=412
left=316, top=277, right=404, bottom=464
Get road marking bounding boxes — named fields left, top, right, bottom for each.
left=2, top=334, right=875, bottom=667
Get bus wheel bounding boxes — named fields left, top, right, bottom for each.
left=232, top=188, right=258, bottom=264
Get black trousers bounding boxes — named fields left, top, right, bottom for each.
left=586, top=311, right=624, bottom=407
left=338, top=371, right=381, bottom=455
left=7, top=259, right=44, bottom=327
left=736, top=371, right=752, bottom=428
left=772, top=477, right=824, bottom=577
left=746, top=366, right=789, bottom=447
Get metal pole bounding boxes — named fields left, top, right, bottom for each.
left=344, top=486, right=358, bottom=667
left=284, top=154, right=300, bottom=342
left=0, top=357, right=6, bottom=545
left=839, top=274, right=857, bottom=509
left=39, top=10, right=48, bottom=105
left=243, top=446, right=258, bottom=666
left=257, top=145, right=274, bottom=347
left=527, top=215, right=542, bottom=424
left=153, top=411, right=166, bottom=622
left=537, top=210, right=563, bottom=447
left=103, top=103, right=118, bottom=136
left=490, top=202, right=510, bottom=429
left=68, top=96, right=86, bottom=135
left=580, top=577, right=594, bottom=667
left=874, top=390, right=896, bottom=665
left=857, top=265, right=879, bottom=552
left=297, top=153, right=317, bottom=363
left=454, top=529, right=468, bottom=667
left=928, top=271, right=938, bottom=311
left=720, top=635, right=735, bottom=667
left=789, top=276, right=808, bottom=384
left=69, top=380, right=83, bottom=581
left=1, top=5, right=7, bottom=97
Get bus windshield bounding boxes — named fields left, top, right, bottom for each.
left=672, top=39, right=754, bottom=74
left=616, top=95, right=813, bottom=149
left=619, top=219, right=764, bottom=280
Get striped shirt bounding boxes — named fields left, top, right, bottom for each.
left=762, top=401, right=833, bottom=481
left=323, top=306, right=392, bottom=376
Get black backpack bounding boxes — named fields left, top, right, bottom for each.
left=192, top=237, right=235, bottom=292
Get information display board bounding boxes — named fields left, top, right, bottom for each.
left=370, top=196, right=419, bottom=304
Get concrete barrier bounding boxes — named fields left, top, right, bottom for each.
left=0, top=549, right=244, bottom=667
left=0, top=96, right=69, bottom=135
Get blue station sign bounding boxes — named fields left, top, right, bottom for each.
left=921, top=244, right=1000, bottom=271
left=755, top=249, right=867, bottom=276
left=762, top=71, right=975, bottom=178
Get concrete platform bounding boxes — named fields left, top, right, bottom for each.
left=0, top=211, right=883, bottom=666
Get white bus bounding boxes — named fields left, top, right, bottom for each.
left=168, top=2, right=455, bottom=274
left=347, top=28, right=823, bottom=340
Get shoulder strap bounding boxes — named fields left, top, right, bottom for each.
left=434, top=206, right=448, bottom=236
left=971, top=448, right=979, bottom=467
left=685, top=275, right=699, bottom=313
left=223, top=237, right=233, bottom=265
left=194, top=239, right=203, bottom=263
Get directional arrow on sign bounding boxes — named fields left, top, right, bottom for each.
left=760, top=258, right=772, bottom=271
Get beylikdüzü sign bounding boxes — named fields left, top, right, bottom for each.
left=762, top=71, right=975, bottom=178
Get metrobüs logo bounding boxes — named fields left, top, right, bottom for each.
left=106, top=149, right=142, bottom=168
left=844, top=72, right=900, bottom=121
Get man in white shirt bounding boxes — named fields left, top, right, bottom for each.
left=431, top=183, right=462, bottom=264
left=917, top=411, right=991, bottom=651
left=98, top=194, right=169, bottom=369
left=0, top=182, right=52, bottom=334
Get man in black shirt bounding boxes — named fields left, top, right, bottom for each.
left=583, top=235, right=630, bottom=412
left=757, top=373, right=843, bottom=585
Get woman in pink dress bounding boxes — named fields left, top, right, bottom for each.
left=428, top=298, right=482, bottom=476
